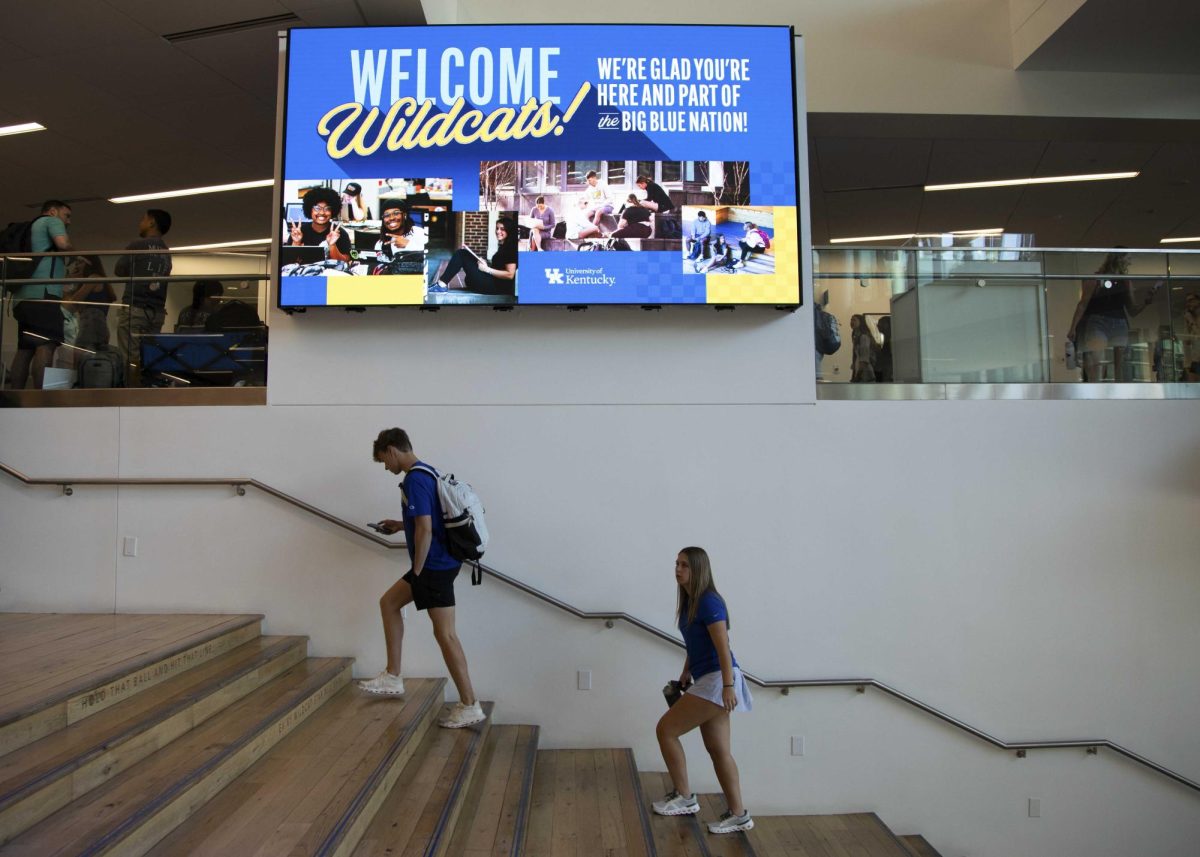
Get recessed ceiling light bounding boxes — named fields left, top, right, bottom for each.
left=173, top=238, right=272, bottom=250
left=829, top=228, right=1004, bottom=244
left=0, top=122, right=46, bottom=137
left=109, top=179, right=274, bottom=204
left=925, top=172, right=1139, bottom=192
left=1160, top=236, right=1200, bottom=244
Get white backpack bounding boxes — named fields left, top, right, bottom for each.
left=407, top=465, right=489, bottom=567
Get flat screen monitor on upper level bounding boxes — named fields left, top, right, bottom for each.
left=277, top=24, right=803, bottom=308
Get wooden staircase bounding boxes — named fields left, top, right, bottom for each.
left=0, top=614, right=942, bottom=856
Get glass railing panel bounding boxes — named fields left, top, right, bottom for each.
left=814, top=246, right=1200, bottom=389
left=2, top=249, right=269, bottom=393
left=1168, top=250, right=1200, bottom=277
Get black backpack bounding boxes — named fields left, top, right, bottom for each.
left=814, top=307, right=842, bottom=355
left=77, top=346, right=125, bottom=389
left=0, top=218, right=46, bottom=282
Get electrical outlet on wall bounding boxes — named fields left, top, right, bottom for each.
left=1028, top=798, right=1041, bottom=818
left=122, top=537, right=138, bottom=557
left=790, top=735, right=805, bottom=756
left=577, top=670, right=592, bottom=690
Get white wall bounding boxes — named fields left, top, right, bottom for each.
left=3, top=394, right=1200, bottom=857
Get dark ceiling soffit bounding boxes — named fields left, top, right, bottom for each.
left=163, top=13, right=302, bottom=44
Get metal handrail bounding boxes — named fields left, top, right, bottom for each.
left=2, top=459, right=1196, bottom=795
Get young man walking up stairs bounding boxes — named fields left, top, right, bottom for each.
left=362, top=427, right=487, bottom=729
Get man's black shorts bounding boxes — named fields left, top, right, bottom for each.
left=14, top=297, right=65, bottom=349
left=402, top=566, right=461, bottom=610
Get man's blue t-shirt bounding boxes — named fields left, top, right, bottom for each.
left=679, top=590, right=739, bottom=679
left=401, top=462, right=460, bottom=572
left=15, top=216, right=66, bottom=303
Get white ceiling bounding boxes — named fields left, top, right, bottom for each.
left=1, top=3, right=1196, bottom=250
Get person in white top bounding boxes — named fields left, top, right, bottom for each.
left=582, top=170, right=613, bottom=227
left=567, top=197, right=602, bottom=240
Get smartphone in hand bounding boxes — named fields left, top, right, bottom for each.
left=367, top=521, right=392, bottom=534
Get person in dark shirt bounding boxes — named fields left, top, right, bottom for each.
left=287, top=187, right=352, bottom=262
left=636, top=175, right=675, bottom=214
left=611, top=195, right=653, bottom=238
left=432, top=218, right=518, bottom=296
left=115, top=208, right=172, bottom=381
left=1067, top=250, right=1159, bottom=381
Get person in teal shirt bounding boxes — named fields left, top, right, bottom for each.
left=9, top=200, right=72, bottom=389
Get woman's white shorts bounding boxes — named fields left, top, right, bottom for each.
left=685, top=667, right=753, bottom=712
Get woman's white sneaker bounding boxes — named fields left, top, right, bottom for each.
left=651, top=791, right=700, bottom=816
left=358, top=671, right=405, bottom=696
left=707, top=810, right=754, bottom=834
left=439, top=700, right=486, bottom=728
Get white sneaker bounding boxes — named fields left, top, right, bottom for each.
left=439, top=700, right=486, bottom=728
left=358, top=671, right=405, bottom=696
left=651, top=791, right=700, bottom=816
left=707, top=810, right=754, bottom=834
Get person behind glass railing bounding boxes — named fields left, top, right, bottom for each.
left=1182, top=292, right=1200, bottom=381
left=652, top=547, right=754, bottom=835
left=175, top=280, right=223, bottom=331
left=850, top=313, right=877, bottom=382
left=8, top=200, right=72, bottom=389
left=114, top=208, right=172, bottom=382
left=875, top=315, right=893, bottom=382
left=287, top=187, right=351, bottom=262
left=62, top=254, right=115, bottom=366
left=1066, top=251, right=1160, bottom=382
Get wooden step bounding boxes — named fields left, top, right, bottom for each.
left=745, top=812, right=912, bottom=857
left=0, top=656, right=350, bottom=857
left=697, top=792, right=757, bottom=857
left=0, top=634, right=307, bottom=844
left=0, top=613, right=263, bottom=756
left=641, top=771, right=709, bottom=857
left=525, top=749, right=655, bottom=857
left=441, top=723, right=538, bottom=857
left=144, top=677, right=447, bottom=857
left=352, top=701, right=495, bottom=857
left=899, top=834, right=944, bottom=857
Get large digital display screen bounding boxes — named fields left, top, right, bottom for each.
left=278, top=25, right=801, bottom=308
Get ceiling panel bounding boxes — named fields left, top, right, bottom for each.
left=16, top=3, right=151, bottom=56
left=823, top=187, right=924, bottom=240
left=1083, top=196, right=1200, bottom=247
left=175, top=28, right=285, bottom=104
left=101, top=0, right=292, bottom=36
left=814, top=137, right=932, bottom=193
left=1007, top=181, right=1130, bottom=245
left=925, top=139, right=1048, bottom=185
left=1032, top=140, right=1162, bottom=177
left=917, top=186, right=1025, bottom=234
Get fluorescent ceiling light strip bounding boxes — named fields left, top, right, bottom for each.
left=1160, top=236, right=1200, bottom=244
left=109, top=179, right=274, bottom=204
left=173, top=238, right=272, bottom=250
left=925, top=171, right=1139, bottom=192
left=829, top=228, right=1004, bottom=244
left=0, top=122, right=46, bottom=137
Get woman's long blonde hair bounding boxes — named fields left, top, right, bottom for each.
left=675, top=546, right=730, bottom=629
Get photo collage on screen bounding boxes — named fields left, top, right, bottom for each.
left=280, top=178, right=522, bottom=305
left=481, top=160, right=767, bottom=268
